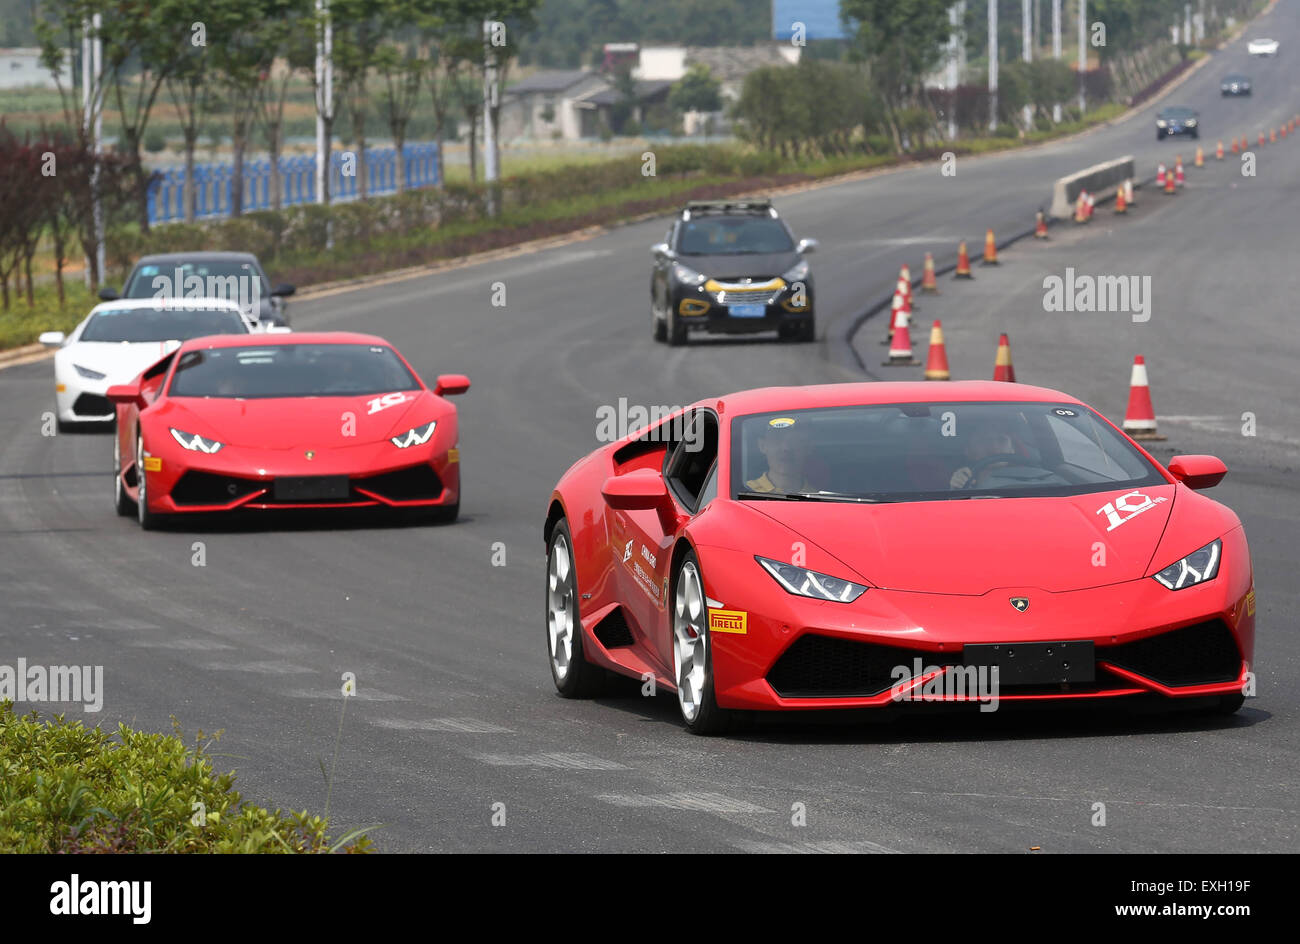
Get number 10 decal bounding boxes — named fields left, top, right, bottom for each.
left=1096, top=490, right=1166, bottom=531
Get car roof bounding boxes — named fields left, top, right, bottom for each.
left=175, top=331, right=393, bottom=353
left=1158, top=105, right=1196, bottom=113
left=89, top=297, right=246, bottom=316
left=133, top=251, right=262, bottom=264
left=711, top=381, right=1079, bottom=417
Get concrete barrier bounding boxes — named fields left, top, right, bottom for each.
left=1049, top=156, right=1136, bottom=219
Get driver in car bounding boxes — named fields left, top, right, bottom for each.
left=950, top=418, right=1018, bottom=489
left=746, top=416, right=817, bottom=493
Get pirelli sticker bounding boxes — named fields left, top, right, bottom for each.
left=708, top=608, right=747, bottom=635
left=142, top=457, right=162, bottom=472
left=1246, top=589, right=1256, bottom=617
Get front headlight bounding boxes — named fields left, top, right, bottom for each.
left=391, top=420, right=436, bottom=448
left=74, top=364, right=107, bottom=380
left=672, top=262, right=707, bottom=287
left=1152, top=539, right=1221, bottom=590
left=782, top=259, right=810, bottom=283
left=756, top=556, right=868, bottom=603
left=169, top=428, right=224, bottom=453
left=1156, top=119, right=1168, bottom=128
left=1185, top=119, right=1197, bottom=127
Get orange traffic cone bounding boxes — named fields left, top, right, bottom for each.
left=1282, top=124, right=1288, bottom=139
left=1124, top=178, right=1136, bottom=207
left=1156, top=164, right=1166, bottom=188
left=982, top=228, right=998, bottom=265
left=1259, top=131, right=1266, bottom=147
left=954, top=241, right=974, bottom=279
left=1231, top=137, right=1239, bottom=154
left=1114, top=185, right=1127, bottom=214
left=925, top=321, right=951, bottom=380
left=882, top=291, right=904, bottom=345
left=1269, top=128, right=1277, bottom=144
left=1216, top=139, right=1224, bottom=160
left=993, top=334, right=1016, bottom=382
left=882, top=305, right=920, bottom=366
left=1194, top=145, right=1204, bottom=167
left=1085, top=192, right=1095, bottom=219
left=1074, top=191, right=1089, bottom=223
left=1122, top=355, right=1165, bottom=441
left=1164, top=167, right=1176, bottom=194
left=1174, top=157, right=1185, bottom=187
left=1035, top=210, right=1049, bottom=239
left=921, top=252, right=939, bottom=293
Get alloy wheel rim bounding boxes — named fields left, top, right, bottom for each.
left=672, top=561, right=707, bottom=722
left=136, top=434, right=146, bottom=523
left=113, top=434, right=122, bottom=504
left=547, top=534, right=575, bottom=680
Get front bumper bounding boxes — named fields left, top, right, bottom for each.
left=139, top=436, right=460, bottom=514
left=697, top=532, right=1254, bottom=712
left=55, top=379, right=114, bottom=423
left=1157, top=125, right=1197, bottom=137
left=671, top=280, right=813, bottom=334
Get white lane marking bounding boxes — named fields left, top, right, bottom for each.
left=204, top=661, right=316, bottom=675
left=732, top=839, right=901, bottom=854
left=372, top=718, right=512, bottom=733
left=473, top=752, right=627, bottom=770
left=596, top=792, right=772, bottom=813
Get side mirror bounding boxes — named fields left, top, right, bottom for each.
left=602, top=469, right=679, bottom=531
left=796, top=238, right=819, bottom=254
left=98, top=287, right=120, bottom=301
left=1168, top=454, right=1227, bottom=490
left=106, top=382, right=143, bottom=407
left=271, top=283, right=296, bottom=297
left=434, top=373, right=470, bottom=397
left=651, top=242, right=672, bottom=259
left=38, top=331, right=66, bottom=348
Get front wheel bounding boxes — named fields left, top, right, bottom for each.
left=546, top=519, right=604, bottom=697
left=135, top=429, right=165, bottom=531
left=652, top=296, right=667, bottom=343
left=672, top=552, right=732, bottom=735
left=113, top=431, right=133, bottom=516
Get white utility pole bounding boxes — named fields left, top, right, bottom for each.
left=483, top=19, right=499, bottom=215
left=1052, top=0, right=1062, bottom=121
left=315, top=0, right=333, bottom=206
left=1022, top=0, right=1033, bottom=129
left=988, top=0, right=998, bottom=131
left=1077, top=0, right=1087, bottom=113
left=81, top=15, right=104, bottom=287
left=947, top=3, right=963, bottom=140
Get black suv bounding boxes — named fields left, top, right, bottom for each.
left=650, top=200, right=817, bottom=345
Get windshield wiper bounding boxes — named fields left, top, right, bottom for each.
left=737, top=490, right=884, bottom=503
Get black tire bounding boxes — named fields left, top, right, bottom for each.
left=797, top=315, right=816, bottom=343
left=113, top=431, right=133, bottom=517
left=546, top=519, right=605, bottom=697
left=672, top=550, right=732, bottom=735
left=652, top=295, right=667, bottom=343
left=135, top=429, right=166, bottom=531
left=666, top=306, right=687, bottom=346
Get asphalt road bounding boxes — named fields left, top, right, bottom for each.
left=2, top=4, right=1297, bottom=852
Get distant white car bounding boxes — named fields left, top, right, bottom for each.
left=38, top=298, right=271, bottom=428
left=1247, top=38, right=1279, bottom=56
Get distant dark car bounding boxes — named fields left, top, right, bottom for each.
left=650, top=200, right=817, bottom=345
left=1156, top=106, right=1199, bottom=140
left=1220, top=74, right=1252, bottom=96
left=100, top=251, right=296, bottom=327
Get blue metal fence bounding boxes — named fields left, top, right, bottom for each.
left=147, top=143, right=440, bottom=225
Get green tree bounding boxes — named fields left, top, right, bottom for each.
left=668, top=64, right=722, bottom=116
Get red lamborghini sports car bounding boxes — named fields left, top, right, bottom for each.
left=543, top=382, right=1255, bottom=734
left=107, top=332, right=469, bottom=529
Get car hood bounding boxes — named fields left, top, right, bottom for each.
left=161, top=391, right=438, bottom=447
left=745, top=485, right=1179, bottom=595
left=60, top=340, right=181, bottom=381
left=677, top=251, right=801, bottom=282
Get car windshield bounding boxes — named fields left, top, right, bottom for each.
left=168, top=343, right=420, bottom=399
left=124, top=259, right=269, bottom=304
left=677, top=216, right=794, bottom=255
left=80, top=306, right=248, bottom=343
left=732, top=402, right=1166, bottom=503
left=1160, top=107, right=1196, bottom=118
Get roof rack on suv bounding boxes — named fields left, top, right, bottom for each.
left=682, top=199, right=775, bottom=219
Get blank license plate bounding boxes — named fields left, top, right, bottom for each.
left=728, top=304, right=766, bottom=318
left=274, top=476, right=350, bottom=501
left=963, top=641, right=1094, bottom=685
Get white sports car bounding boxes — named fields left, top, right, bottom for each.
left=1247, top=37, right=1279, bottom=56
left=38, top=298, right=261, bottom=428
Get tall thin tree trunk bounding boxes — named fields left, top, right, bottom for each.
left=232, top=120, right=247, bottom=216
left=184, top=128, right=198, bottom=222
